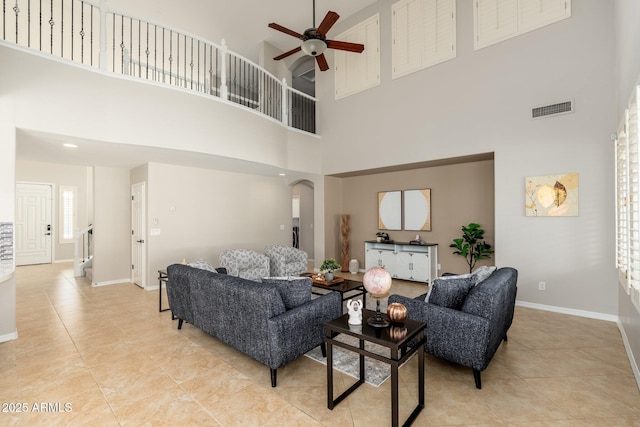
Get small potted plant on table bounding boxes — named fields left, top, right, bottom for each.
left=320, top=258, right=341, bottom=281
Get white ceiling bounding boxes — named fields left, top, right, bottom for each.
left=202, top=0, right=378, bottom=58
left=15, top=0, right=377, bottom=176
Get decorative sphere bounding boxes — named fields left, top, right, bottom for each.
left=387, top=302, right=408, bottom=323
left=362, top=267, right=392, bottom=297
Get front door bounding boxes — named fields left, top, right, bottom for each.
left=16, top=183, right=53, bottom=265
left=131, top=182, right=146, bottom=288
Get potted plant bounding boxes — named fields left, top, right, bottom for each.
left=376, top=231, right=388, bottom=242
left=449, top=223, right=494, bottom=273
left=320, top=258, right=341, bottom=281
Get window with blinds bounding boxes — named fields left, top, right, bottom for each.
left=392, top=0, right=456, bottom=79
left=60, top=186, right=76, bottom=244
left=334, top=14, right=380, bottom=100
left=474, top=0, right=571, bottom=50
left=616, top=85, right=640, bottom=300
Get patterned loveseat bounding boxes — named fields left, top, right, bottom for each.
left=388, top=267, right=518, bottom=389
left=166, top=264, right=342, bottom=387
left=264, top=245, right=308, bottom=277
left=218, top=249, right=270, bottom=280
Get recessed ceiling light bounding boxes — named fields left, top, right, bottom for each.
left=63, top=143, right=78, bottom=148
left=279, top=173, right=286, bottom=176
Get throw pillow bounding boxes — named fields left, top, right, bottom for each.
left=262, top=277, right=312, bottom=309
left=471, top=265, right=497, bottom=285
left=188, top=259, right=217, bottom=272
left=427, top=276, right=476, bottom=310
left=425, top=273, right=472, bottom=302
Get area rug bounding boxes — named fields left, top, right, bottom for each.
left=305, top=334, right=414, bottom=387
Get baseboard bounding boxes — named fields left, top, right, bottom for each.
left=515, top=300, right=618, bottom=322
left=146, top=284, right=159, bottom=291
left=91, top=278, right=130, bottom=287
left=53, top=259, right=74, bottom=264
left=617, top=319, right=640, bottom=390
left=0, top=331, right=18, bottom=343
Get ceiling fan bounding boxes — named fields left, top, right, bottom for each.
left=268, top=0, right=365, bottom=71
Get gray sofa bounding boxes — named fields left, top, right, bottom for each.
left=388, top=267, right=517, bottom=389
left=166, top=264, right=342, bottom=387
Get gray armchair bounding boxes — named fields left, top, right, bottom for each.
left=388, top=267, right=517, bottom=389
left=265, top=245, right=308, bottom=277
left=218, top=249, right=270, bottom=281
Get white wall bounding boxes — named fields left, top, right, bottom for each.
left=0, top=97, right=17, bottom=341
left=93, top=167, right=131, bottom=285
left=16, top=160, right=91, bottom=261
left=317, top=0, right=617, bottom=316
left=146, top=163, right=294, bottom=282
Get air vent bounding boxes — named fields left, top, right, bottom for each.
left=532, top=100, right=574, bottom=119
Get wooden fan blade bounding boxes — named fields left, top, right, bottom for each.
left=268, top=23, right=304, bottom=39
left=273, top=46, right=302, bottom=61
left=316, top=53, right=329, bottom=71
left=316, top=11, right=340, bottom=35
left=327, top=40, right=365, bottom=53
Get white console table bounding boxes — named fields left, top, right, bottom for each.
left=364, top=241, right=438, bottom=284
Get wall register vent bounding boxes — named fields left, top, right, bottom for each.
left=532, top=100, right=574, bottom=119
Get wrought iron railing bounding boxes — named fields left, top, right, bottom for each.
left=1, top=0, right=316, bottom=133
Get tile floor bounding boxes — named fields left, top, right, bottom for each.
left=1, top=262, right=639, bottom=426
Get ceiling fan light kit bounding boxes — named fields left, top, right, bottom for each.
left=301, top=38, right=327, bottom=57
left=268, top=0, right=364, bottom=71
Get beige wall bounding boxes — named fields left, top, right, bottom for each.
left=146, top=163, right=294, bottom=282
left=16, top=160, right=91, bottom=261
left=93, top=167, right=131, bottom=285
left=325, top=160, right=495, bottom=275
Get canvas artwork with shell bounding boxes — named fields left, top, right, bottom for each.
left=525, top=173, right=579, bottom=217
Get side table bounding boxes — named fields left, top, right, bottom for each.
left=324, top=309, right=426, bottom=427
left=157, top=270, right=174, bottom=319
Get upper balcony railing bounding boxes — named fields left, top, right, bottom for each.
left=0, top=0, right=316, bottom=134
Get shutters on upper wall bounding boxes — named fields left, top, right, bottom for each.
left=474, top=0, right=571, bottom=50
left=392, top=0, right=456, bottom=79
left=334, top=14, right=380, bottom=100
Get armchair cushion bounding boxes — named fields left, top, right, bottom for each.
left=265, top=245, right=308, bottom=277
left=188, top=259, right=217, bottom=272
left=219, top=249, right=270, bottom=281
left=427, top=276, right=475, bottom=309
left=262, top=277, right=312, bottom=309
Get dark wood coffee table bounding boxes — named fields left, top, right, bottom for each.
left=324, top=309, right=426, bottom=427
left=305, top=274, right=366, bottom=312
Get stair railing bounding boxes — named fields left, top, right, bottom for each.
left=0, top=0, right=316, bottom=134
left=74, top=224, right=93, bottom=277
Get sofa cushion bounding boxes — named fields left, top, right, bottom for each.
left=262, top=277, right=312, bottom=309
left=427, top=276, right=476, bottom=310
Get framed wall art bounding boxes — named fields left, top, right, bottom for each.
left=525, top=173, right=579, bottom=217
left=403, top=189, right=431, bottom=231
left=378, top=191, right=401, bottom=230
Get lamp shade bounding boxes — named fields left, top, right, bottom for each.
left=301, top=38, right=327, bottom=57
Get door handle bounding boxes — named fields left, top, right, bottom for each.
left=44, top=232, right=51, bottom=236
left=136, top=240, right=145, bottom=243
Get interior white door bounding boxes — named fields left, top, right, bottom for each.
left=16, top=183, right=53, bottom=265
left=131, top=182, right=146, bottom=289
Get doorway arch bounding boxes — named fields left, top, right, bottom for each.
left=291, top=180, right=314, bottom=265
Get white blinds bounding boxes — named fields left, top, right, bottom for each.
left=392, top=0, right=456, bottom=79
left=334, top=14, right=380, bottom=100
left=617, top=86, right=640, bottom=293
left=628, top=88, right=640, bottom=291
left=474, top=0, right=571, bottom=50
left=616, top=115, right=629, bottom=286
